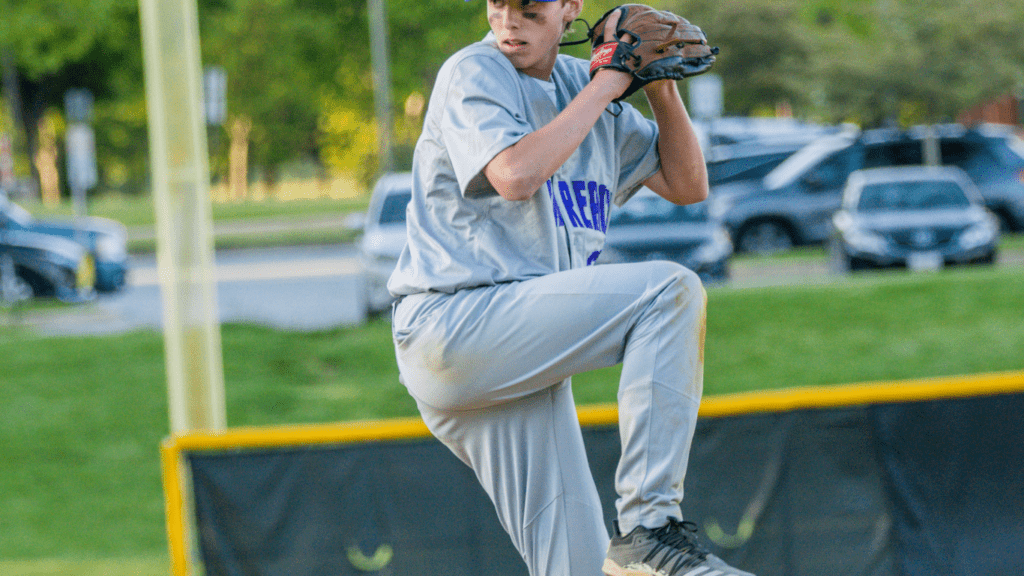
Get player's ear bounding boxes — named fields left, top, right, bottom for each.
left=562, top=0, right=583, bottom=24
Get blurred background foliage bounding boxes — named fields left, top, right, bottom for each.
left=0, top=0, right=1021, bottom=202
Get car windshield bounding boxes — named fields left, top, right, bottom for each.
left=992, top=135, right=1024, bottom=167
left=764, top=133, right=854, bottom=189
left=0, top=198, right=35, bottom=227
left=378, top=190, right=412, bottom=225
left=857, top=180, right=970, bottom=212
left=612, top=195, right=708, bottom=224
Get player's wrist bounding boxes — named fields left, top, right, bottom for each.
left=591, top=69, right=632, bottom=102
left=642, top=79, right=679, bottom=99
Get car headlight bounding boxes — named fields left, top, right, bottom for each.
left=843, top=228, right=888, bottom=254
left=693, top=228, right=734, bottom=263
left=77, top=254, right=97, bottom=290
left=958, top=218, right=998, bottom=250
left=95, top=233, right=127, bottom=261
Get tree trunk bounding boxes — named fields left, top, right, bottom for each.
left=228, top=115, right=251, bottom=201
left=1, top=49, right=39, bottom=200
left=34, top=117, right=60, bottom=206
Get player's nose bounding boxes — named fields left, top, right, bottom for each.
left=494, top=6, right=521, bottom=29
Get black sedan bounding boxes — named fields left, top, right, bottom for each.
left=598, top=187, right=733, bottom=284
left=830, top=166, right=1000, bottom=272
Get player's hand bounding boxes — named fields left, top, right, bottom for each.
left=590, top=8, right=633, bottom=99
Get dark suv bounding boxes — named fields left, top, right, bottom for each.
left=709, top=123, right=1024, bottom=253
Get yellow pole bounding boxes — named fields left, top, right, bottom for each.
left=138, top=0, right=226, bottom=434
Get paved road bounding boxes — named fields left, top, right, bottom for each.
left=9, top=245, right=367, bottom=337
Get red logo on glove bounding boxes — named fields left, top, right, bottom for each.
left=590, top=42, right=618, bottom=74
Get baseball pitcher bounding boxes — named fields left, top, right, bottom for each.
left=388, top=1, right=754, bottom=575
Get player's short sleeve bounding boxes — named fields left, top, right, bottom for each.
left=438, top=53, right=532, bottom=196
left=611, top=104, right=660, bottom=206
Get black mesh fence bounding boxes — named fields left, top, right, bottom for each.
left=188, top=392, right=1024, bottom=576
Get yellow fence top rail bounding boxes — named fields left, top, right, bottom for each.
left=163, top=369, right=1024, bottom=453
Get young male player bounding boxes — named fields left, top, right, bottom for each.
left=388, top=1, right=755, bottom=575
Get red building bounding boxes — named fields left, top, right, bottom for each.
left=957, top=92, right=1022, bottom=129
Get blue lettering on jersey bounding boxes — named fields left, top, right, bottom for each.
left=587, top=250, right=601, bottom=265
left=572, top=181, right=592, bottom=229
left=599, top=184, right=611, bottom=232
left=588, top=181, right=607, bottom=232
left=546, top=181, right=564, bottom=226
left=553, top=179, right=613, bottom=232
left=557, top=181, right=583, bottom=227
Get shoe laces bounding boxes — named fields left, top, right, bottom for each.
left=645, top=518, right=710, bottom=571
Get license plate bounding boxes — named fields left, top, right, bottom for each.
left=908, top=251, right=942, bottom=271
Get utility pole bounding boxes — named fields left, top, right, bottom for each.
left=368, top=0, right=393, bottom=175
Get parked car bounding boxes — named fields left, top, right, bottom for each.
left=0, top=195, right=128, bottom=292
left=694, top=116, right=841, bottom=149
left=358, top=172, right=412, bottom=314
left=830, top=166, right=999, bottom=272
left=598, top=187, right=733, bottom=284
left=700, top=118, right=844, bottom=187
left=706, top=139, right=807, bottom=186
left=709, top=123, right=1024, bottom=253
left=1, top=228, right=96, bottom=303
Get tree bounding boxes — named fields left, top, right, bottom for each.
left=665, top=0, right=1024, bottom=127
left=199, top=0, right=346, bottom=188
left=0, top=0, right=145, bottom=197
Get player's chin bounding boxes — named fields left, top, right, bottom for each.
left=499, top=50, right=530, bottom=69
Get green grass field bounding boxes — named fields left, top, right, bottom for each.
left=23, top=193, right=371, bottom=228
left=1, top=263, right=1022, bottom=574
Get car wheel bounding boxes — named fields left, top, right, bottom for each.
left=828, top=240, right=850, bottom=274
left=990, top=209, right=1016, bottom=233
left=970, top=250, right=997, bottom=266
left=0, top=256, right=34, bottom=304
left=737, top=221, right=794, bottom=254
left=848, top=256, right=874, bottom=271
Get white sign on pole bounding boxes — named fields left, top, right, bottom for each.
left=64, top=88, right=94, bottom=123
left=203, top=66, right=227, bottom=126
left=65, top=123, right=98, bottom=191
left=688, top=74, right=724, bottom=120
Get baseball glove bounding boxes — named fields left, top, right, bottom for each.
left=588, top=4, right=718, bottom=101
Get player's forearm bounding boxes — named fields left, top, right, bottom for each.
left=484, top=74, right=628, bottom=201
left=644, top=81, right=708, bottom=205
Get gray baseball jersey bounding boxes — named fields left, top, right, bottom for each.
left=387, top=35, right=661, bottom=297
left=389, top=35, right=706, bottom=576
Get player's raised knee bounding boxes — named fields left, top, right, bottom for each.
left=647, top=260, right=702, bottom=294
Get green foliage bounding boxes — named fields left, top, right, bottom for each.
left=317, top=92, right=380, bottom=184
left=199, top=0, right=350, bottom=176
left=670, top=0, right=1024, bottom=125
left=672, top=0, right=813, bottom=116
left=0, top=0, right=138, bottom=81
left=2, top=0, right=1023, bottom=202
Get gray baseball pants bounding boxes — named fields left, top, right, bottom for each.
left=392, top=261, right=706, bottom=576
